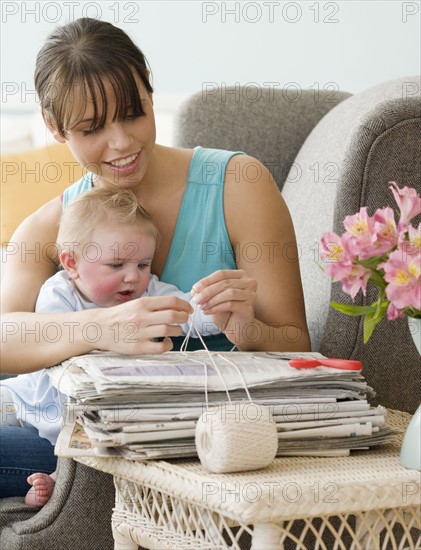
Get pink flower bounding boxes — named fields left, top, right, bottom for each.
left=340, top=264, right=372, bottom=300
left=320, top=232, right=352, bottom=263
left=380, top=248, right=421, bottom=311
left=370, top=207, right=399, bottom=255
left=389, top=181, right=421, bottom=232
left=342, top=207, right=399, bottom=259
left=343, top=207, right=374, bottom=257
left=408, top=223, right=421, bottom=251
left=320, top=232, right=353, bottom=279
left=320, top=232, right=371, bottom=299
left=386, top=303, right=404, bottom=320
left=320, top=183, right=421, bottom=343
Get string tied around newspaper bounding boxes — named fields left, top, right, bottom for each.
left=180, top=302, right=278, bottom=474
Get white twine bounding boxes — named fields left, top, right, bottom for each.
left=180, top=303, right=232, bottom=406
left=55, top=361, right=73, bottom=428
left=181, top=301, right=279, bottom=474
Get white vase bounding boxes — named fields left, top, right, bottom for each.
left=400, top=317, right=421, bottom=471
left=407, top=317, right=421, bottom=354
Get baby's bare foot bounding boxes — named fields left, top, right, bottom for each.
left=25, top=473, right=56, bottom=507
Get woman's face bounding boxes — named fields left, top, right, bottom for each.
left=50, top=78, right=156, bottom=191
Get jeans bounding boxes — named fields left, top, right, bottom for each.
left=0, top=425, right=57, bottom=498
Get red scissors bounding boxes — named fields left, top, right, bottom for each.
left=288, top=358, right=363, bottom=371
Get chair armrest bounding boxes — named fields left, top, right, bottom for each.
left=0, top=458, right=114, bottom=549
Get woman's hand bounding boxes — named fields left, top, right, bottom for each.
left=191, top=269, right=257, bottom=347
left=97, top=295, right=193, bottom=354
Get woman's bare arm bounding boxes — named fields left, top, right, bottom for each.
left=1, top=197, right=93, bottom=373
left=218, top=155, right=310, bottom=352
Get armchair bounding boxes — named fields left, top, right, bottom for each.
left=1, top=75, right=420, bottom=549
left=174, top=75, right=421, bottom=415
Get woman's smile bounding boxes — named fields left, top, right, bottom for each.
left=105, top=150, right=142, bottom=175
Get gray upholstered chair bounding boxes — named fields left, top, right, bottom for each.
left=0, top=459, right=115, bottom=549
left=174, top=75, right=421, bottom=414
left=1, top=75, right=420, bottom=549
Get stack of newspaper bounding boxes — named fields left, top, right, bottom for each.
left=49, top=351, right=399, bottom=460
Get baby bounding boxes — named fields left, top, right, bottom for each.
left=1, top=188, right=221, bottom=506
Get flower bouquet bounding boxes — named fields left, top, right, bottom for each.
left=320, top=182, right=421, bottom=343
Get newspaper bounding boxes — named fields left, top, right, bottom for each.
left=55, top=409, right=398, bottom=461
left=50, top=351, right=399, bottom=461
left=48, top=350, right=370, bottom=402
left=55, top=417, right=121, bottom=458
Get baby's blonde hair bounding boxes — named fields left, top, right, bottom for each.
left=57, top=188, right=159, bottom=260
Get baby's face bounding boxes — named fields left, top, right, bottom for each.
left=72, top=223, right=156, bottom=307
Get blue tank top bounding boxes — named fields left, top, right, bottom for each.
left=62, top=146, right=244, bottom=351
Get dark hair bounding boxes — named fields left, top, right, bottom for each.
left=34, top=18, right=153, bottom=137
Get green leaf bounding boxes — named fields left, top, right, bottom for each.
left=402, top=306, right=421, bottom=318
left=358, top=256, right=386, bottom=270
left=363, top=302, right=388, bottom=343
left=329, top=302, right=377, bottom=316
left=368, top=270, right=387, bottom=290
left=363, top=313, right=378, bottom=343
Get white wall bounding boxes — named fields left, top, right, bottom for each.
left=1, top=0, right=420, bottom=151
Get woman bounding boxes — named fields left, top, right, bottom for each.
left=1, top=18, right=310, bottom=496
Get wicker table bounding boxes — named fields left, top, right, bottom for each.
left=76, top=410, right=420, bottom=550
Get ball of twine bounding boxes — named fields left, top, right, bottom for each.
left=195, top=402, right=278, bottom=473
